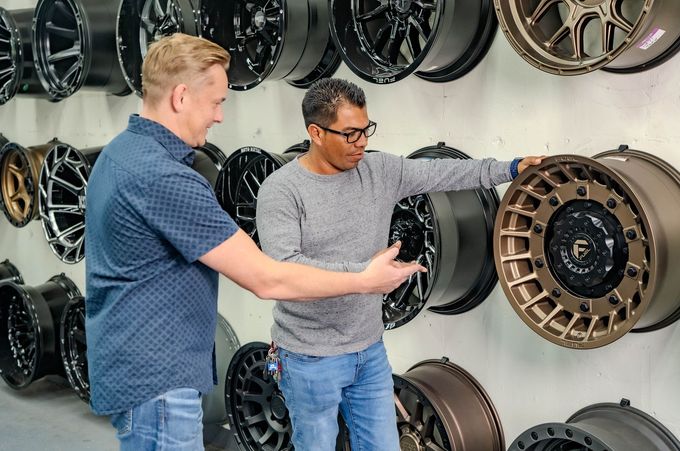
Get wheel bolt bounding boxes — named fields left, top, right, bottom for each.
left=609, top=295, right=619, bottom=305
left=534, top=258, right=544, bottom=268
left=626, top=230, right=637, bottom=240
left=607, top=198, right=617, bottom=209
left=549, top=196, right=559, bottom=206
left=551, top=288, right=561, bottom=298
left=576, top=186, right=587, bottom=196
left=533, top=224, right=543, bottom=234
left=627, top=267, right=638, bottom=278
left=580, top=302, right=590, bottom=312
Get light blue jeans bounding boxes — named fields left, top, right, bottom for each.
left=278, top=339, right=399, bottom=451
left=109, top=388, right=203, bottom=451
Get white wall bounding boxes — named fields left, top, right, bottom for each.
left=1, top=0, right=679, bottom=445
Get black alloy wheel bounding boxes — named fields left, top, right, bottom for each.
left=32, top=0, right=130, bottom=101
left=59, top=295, right=88, bottom=402
left=0, top=274, right=81, bottom=390
left=329, top=0, right=497, bottom=84
left=116, top=0, right=199, bottom=97
left=509, top=399, right=680, bottom=451
left=0, top=260, right=23, bottom=285
left=39, top=143, right=101, bottom=264
left=383, top=143, right=500, bottom=330
left=200, top=0, right=341, bottom=90
left=192, top=142, right=227, bottom=189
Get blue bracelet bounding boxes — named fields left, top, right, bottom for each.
left=510, top=158, right=521, bottom=179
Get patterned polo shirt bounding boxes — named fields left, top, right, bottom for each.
left=84, top=115, right=238, bottom=415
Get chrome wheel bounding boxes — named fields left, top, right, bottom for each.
left=495, top=0, right=680, bottom=75
left=495, top=148, right=680, bottom=348
left=59, top=296, right=88, bottom=402
left=39, top=143, right=101, bottom=264
left=117, top=0, right=198, bottom=97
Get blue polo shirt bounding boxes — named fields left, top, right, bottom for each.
left=84, top=115, right=238, bottom=415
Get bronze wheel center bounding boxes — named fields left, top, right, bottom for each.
left=575, top=0, right=606, bottom=7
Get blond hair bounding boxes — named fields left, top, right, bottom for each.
left=142, top=33, right=231, bottom=105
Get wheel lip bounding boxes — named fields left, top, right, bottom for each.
left=415, top=0, right=498, bottom=82
left=0, top=7, right=23, bottom=105
left=196, top=142, right=228, bottom=171
left=0, top=259, right=24, bottom=285
left=32, top=0, right=90, bottom=101
left=329, top=0, right=447, bottom=84
left=38, top=142, right=94, bottom=264
left=601, top=32, right=680, bottom=74
left=493, top=0, right=662, bottom=75
left=494, top=154, right=657, bottom=349
left=59, top=295, right=89, bottom=402
left=285, top=36, right=343, bottom=89
left=116, top=0, right=199, bottom=97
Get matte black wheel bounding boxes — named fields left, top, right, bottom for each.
left=329, top=0, right=497, bottom=84
left=0, top=260, right=23, bottom=285
left=0, top=274, right=80, bottom=390
left=383, top=143, right=500, bottom=330
left=32, top=0, right=130, bottom=101
left=192, top=142, right=227, bottom=189
left=117, top=0, right=199, bottom=97
left=200, top=0, right=340, bottom=90
left=59, top=296, right=88, bottom=402
left=509, top=399, right=680, bottom=450
left=202, top=313, right=240, bottom=425
left=39, top=143, right=101, bottom=264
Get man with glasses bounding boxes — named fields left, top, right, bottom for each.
left=256, top=78, right=544, bottom=451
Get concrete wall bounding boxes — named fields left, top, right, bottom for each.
left=1, top=0, right=678, bottom=444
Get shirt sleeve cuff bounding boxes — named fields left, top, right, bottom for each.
left=510, top=158, right=522, bottom=179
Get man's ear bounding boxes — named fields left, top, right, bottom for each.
left=308, top=124, right=323, bottom=146
left=171, top=84, right=188, bottom=112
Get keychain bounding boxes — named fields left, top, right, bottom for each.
left=265, top=341, right=282, bottom=383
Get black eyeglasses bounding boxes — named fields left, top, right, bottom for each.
left=316, top=121, right=377, bottom=144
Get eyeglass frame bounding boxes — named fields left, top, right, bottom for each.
left=314, top=120, right=377, bottom=144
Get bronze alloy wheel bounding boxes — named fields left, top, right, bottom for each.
left=215, top=146, right=300, bottom=245
left=494, top=147, right=680, bottom=349
left=202, top=313, right=240, bottom=425
left=0, top=140, right=55, bottom=228
left=200, top=0, right=341, bottom=90
left=59, top=295, right=88, bottom=402
left=383, top=143, right=500, bottom=330
left=509, top=399, right=680, bottom=450
left=0, top=274, right=81, bottom=390
left=192, top=142, right=227, bottom=189
left=39, top=143, right=102, bottom=264
left=32, top=0, right=130, bottom=101
left=117, top=0, right=199, bottom=97
left=329, top=0, right=497, bottom=84
left=0, top=259, right=23, bottom=285
left=494, top=0, right=680, bottom=75
left=393, top=357, right=505, bottom=451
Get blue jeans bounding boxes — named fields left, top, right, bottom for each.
left=109, top=388, right=203, bottom=451
left=278, top=339, right=399, bottom=451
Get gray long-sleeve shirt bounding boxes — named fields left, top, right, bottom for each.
left=256, top=151, right=513, bottom=356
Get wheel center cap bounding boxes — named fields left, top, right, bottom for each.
left=391, top=0, right=413, bottom=14
left=253, top=10, right=266, bottom=30
left=567, top=233, right=596, bottom=267
left=399, top=431, right=423, bottom=451
left=389, top=212, right=426, bottom=262
left=270, top=393, right=287, bottom=420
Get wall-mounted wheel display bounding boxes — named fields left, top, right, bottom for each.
left=32, top=0, right=130, bottom=101
left=495, top=148, right=680, bottom=349
left=494, top=0, right=680, bottom=75
left=202, top=313, right=239, bottom=425
left=215, top=147, right=299, bottom=244
left=200, top=0, right=341, bottom=90
left=0, top=140, right=56, bottom=228
left=0, top=8, right=47, bottom=105
left=0, top=134, right=7, bottom=148
left=383, top=143, right=500, bottom=330
left=0, top=274, right=80, bottom=390
left=39, top=143, right=102, bottom=264
left=509, top=399, right=680, bottom=450
left=329, top=0, right=497, bottom=84
left=59, top=296, right=88, bottom=402
left=394, top=357, right=504, bottom=451
left=117, top=0, right=199, bottom=97
left=192, top=142, right=227, bottom=189
left=0, top=260, right=23, bottom=285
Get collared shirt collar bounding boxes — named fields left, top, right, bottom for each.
left=127, top=114, right=195, bottom=166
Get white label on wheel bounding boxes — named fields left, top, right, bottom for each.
left=637, top=28, right=666, bottom=50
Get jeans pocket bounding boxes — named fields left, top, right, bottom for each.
left=110, top=409, right=133, bottom=437
left=280, top=347, right=321, bottom=364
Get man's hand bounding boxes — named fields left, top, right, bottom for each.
left=371, top=240, right=402, bottom=260
left=361, top=243, right=427, bottom=294
left=518, top=156, right=546, bottom=174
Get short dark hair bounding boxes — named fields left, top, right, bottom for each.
left=301, top=78, right=366, bottom=128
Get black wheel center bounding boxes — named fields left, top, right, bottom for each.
left=389, top=211, right=426, bottom=262
left=391, top=0, right=413, bottom=14
left=399, top=430, right=423, bottom=451
left=270, top=392, right=287, bottom=420
left=253, top=10, right=266, bottom=30
left=546, top=200, right=628, bottom=298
